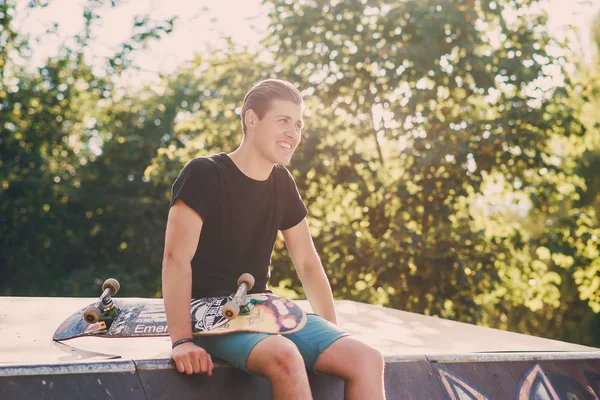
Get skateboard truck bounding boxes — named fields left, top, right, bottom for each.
left=83, top=278, right=121, bottom=325
left=222, top=273, right=255, bottom=319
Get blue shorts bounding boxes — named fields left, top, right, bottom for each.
left=193, top=313, right=350, bottom=374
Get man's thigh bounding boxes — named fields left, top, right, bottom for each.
left=194, top=331, right=270, bottom=373
left=285, top=313, right=350, bottom=373
left=193, top=313, right=349, bottom=374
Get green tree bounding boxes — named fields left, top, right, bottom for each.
left=530, top=10, right=600, bottom=345
left=1, top=0, right=175, bottom=296
left=262, top=0, right=596, bottom=337
left=2, top=0, right=599, bottom=347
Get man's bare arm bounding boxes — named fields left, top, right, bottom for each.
left=282, top=218, right=337, bottom=324
left=163, top=199, right=213, bottom=375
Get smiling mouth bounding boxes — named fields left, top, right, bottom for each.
left=277, top=141, right=293, bottom=150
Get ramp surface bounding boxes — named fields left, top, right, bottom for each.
left=1, top=297, right=599, bottom=399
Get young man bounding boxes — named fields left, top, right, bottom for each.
left=162, top=79, right=386, bottom=399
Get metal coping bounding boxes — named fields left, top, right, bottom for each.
left=133, top=358, right=231, bottom=371
left=425, top=351, right=600, bottom=363
left=0, top=360, right=136, bottom=377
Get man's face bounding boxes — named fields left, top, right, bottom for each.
left=249, top=99, right=304, bottom=165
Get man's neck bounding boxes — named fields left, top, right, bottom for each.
left=227, top=146, right=274, bottom=181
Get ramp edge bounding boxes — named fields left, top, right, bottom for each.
left=0, top=360, right=136, bottom=377
left=428, top=351, right=600, bottom=363
left=4, top=351, right=598, bottom=377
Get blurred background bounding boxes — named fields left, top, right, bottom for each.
left=2, top=0, right=600, bottom=346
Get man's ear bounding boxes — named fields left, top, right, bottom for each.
left=245, top=109, right=257, bottom=131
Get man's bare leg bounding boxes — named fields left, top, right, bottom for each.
left=314, top=337, right=385, bottom=400
left=246, top=335, right=313, bottom=400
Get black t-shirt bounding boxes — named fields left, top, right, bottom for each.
left=169, top=153, right=308, bottom=298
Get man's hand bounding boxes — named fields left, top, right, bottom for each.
left=171, top=342, right=214, bottom=375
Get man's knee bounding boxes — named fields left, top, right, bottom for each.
left=247, top=335, right=305, bottom=378
left=321, top=338, right=384, bottom=380
left=363, top=345, right=385, bottom=373
left=342, top=341, right=384, bottom=374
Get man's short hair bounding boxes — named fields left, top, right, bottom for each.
left=241, top=79, right=303, bottom=135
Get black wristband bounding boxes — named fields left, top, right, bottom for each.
left=172, top=338, right=194, bottom=349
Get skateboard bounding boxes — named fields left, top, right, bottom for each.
left=53, top=274, right=307, bottom=341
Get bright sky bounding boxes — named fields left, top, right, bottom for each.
left=14, top=0, right=600, bottom=86
left=15, top=0, right=268, bottom=78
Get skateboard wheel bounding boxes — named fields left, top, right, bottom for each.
left=83, top=305, right=102, bottom=324
left=102, top=278, right=120, bottom=296
left=222, top=303, right=240, bottom=319
left=237, top=273, right=255, bottom=290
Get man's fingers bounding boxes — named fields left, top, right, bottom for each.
left=173, top=354, right=194, bottom=375
left=207, top=354, right=214, bottom=376
left=172, top=344, right=215, bottom=375
left=197, top=349, right=210, bottom=374
left=187, top=356, right=197, bottom=375
left=192, top=354, right=202, bottom=374
left=175, top=359, right=185, bottom=374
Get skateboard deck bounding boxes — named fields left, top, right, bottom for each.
left=53, top=294, right=307, bottom=341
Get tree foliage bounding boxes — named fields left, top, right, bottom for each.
left=1, top=0, right=599, bottom=345
left=262, top=0, right=596, bottom=332
left=1, top=0, right=174, bottom=295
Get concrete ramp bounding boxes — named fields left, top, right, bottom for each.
left=1, top=297, right=599, bottom=399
